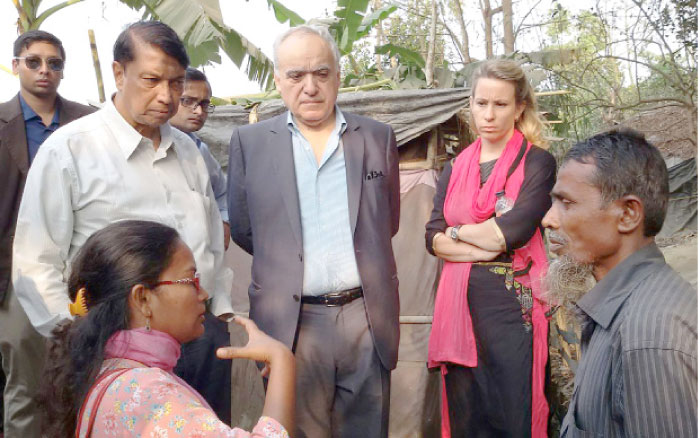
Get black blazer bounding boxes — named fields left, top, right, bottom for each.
left=0, top=94, right=94, bottom=303
left=228, top=111, right=401, bottom=370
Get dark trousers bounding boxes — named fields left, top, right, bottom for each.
left=0, top=286, right=46, bottom=438
left=293, top=297, right=390, bottom=438
left=174, top=311, right=232, bottom=425
left=444, top=266, right=533, bottom=438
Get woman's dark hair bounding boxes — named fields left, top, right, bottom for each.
left=38, top=220, right=181, bottom=437
left=113, top=21, right=189, bottom=69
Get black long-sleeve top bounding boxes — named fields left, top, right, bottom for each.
left=425, top=145, right=557, bottom=256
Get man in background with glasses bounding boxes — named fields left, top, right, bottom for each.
left=169, top=67, right=233, bottom=425
left=0, top=30, right=94, bottom=438
left=170, top=68, right=229, bottom=250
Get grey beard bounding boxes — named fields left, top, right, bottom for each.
left=544, top=255, right=596, bottom=312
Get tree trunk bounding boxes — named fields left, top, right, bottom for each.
left=481, top=0, right=494, bottom=59
left=418, top=0, right=427, bottom=56
left=425, top=0, right=438, bottom=86
left=12, top=0, right=30, bottom=33
left=374, top=0, right=384, bottom=72
left=503, top=0, right=514, bottom=54
left=452, top=0, right=472, bottom=63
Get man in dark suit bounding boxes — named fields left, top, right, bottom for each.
left=228, top=25, right=400, bottom=438
left=0, top=30, right=93, bottom=438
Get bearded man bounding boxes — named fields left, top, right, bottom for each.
left=542, top=129, right=697, bottom=437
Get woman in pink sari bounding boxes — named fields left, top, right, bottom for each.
left=425, top=60, right=556, bottom=437
left=39, top=220, right=294, bottom=438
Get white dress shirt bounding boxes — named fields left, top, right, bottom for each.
left=12, top=99, right=233, bottom=337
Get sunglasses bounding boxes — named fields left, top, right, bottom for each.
left=180, top=96, right=215, bottom=113
left=14, top=56, right=65, bottom=72
left=153, top=273, right=201, bottom=293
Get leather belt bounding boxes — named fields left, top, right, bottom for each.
left=301, top=287, right=363, bottom=307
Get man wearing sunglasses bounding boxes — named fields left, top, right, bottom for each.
left=168, top=67, right=233, bottom=425
left=0, top=30, right=94, bottom=438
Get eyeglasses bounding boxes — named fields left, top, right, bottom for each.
left=180, top=96, right=215, bottom=113
left=14, top=56, right=64, bottom=72
left=153, top=273, right=201, bottom=293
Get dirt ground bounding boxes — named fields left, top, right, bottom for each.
left=659, top=233, right=698, bottom=288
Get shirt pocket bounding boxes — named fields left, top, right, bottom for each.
left=170, top=189, right=213, bottom=248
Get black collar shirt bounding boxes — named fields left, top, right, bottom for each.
left=561, top=243, right=697, bottom=437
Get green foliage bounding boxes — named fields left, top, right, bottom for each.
left=329, top=0, right=397, bottom=56
left=331, top=0, right=369, bottom=54
left=533, top=1, right=697, bottom=144
left=546, top=3, right=569, bottom=40
left=12, top=0, right=86, bottom=33
left=267, top=0, right=305, bottom=26
left=357, top=4, right=397, bottom=39
left=11, top=0, right=306, bottom=89
left=659, top=0, right=697, bottom=52
left=120, top=0, right=306, bottom=90
left=376, top=43, right=426, bottom=68
left=384, top=0, right=446, bottom=66
left=328, top=0, right=432, bottom=89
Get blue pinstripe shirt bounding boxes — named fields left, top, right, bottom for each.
left=287, top=108, right=362, bottom=296
left=561, top=243, right=697, bottom=437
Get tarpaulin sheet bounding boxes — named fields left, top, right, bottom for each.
left=659, top=158, right=697, bottom=237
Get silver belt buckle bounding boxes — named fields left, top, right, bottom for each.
left=323, top=292, right=343, bottom=307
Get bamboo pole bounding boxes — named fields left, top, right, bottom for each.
left=224, top=78, right=393, bottom=104
left=0, top=64, right=15, bottom=76
left=88, top=29, right=105, bottom=103
left=534, top=90, right=572, bottom=97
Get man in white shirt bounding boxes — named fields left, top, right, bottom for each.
left=12, top=19, right=233, bottom=386
left=168, top=67, right=233, bottom=424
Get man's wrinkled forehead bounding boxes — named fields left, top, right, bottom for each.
left=282, top=64, right=333, bottom=76
left=551, top=160, right=600, bottom=200
left=276, top=33, right=336, bottom=65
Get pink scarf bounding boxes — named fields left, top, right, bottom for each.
left=428, top=129, right=549, bottom=438
left=103, top=328, right=212, bottom=409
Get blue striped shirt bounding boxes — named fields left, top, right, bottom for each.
left=287, top=108, right=362, bottom=296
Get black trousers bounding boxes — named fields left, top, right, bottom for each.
left=174, top=311, right=232, bottom=425
left=444, top=265, right=533, bottom=438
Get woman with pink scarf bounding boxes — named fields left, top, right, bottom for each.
left=425, top=59, right=556, bottom=437
left=38, top=220, right=294, bottom=437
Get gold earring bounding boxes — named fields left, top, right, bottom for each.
left=145, top=317, right=151, bottom=331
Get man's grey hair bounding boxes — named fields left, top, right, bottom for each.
left=272, top=25, right=341, bottom=72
